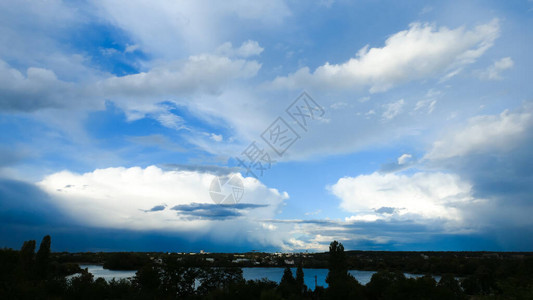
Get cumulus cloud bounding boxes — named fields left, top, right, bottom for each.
left=477, top=57, right=514, bottom=80
left=0, top=60, right=98, bottom=112
left=425, top=108, right=532, bottom=160
left=35, top=166, right=303, bottom=249
left=270, top=19, right=500, bottom=93
left=37, top=165, right=284, bottom=228
left=330, top=172, right=477, bottom=222
left=358, top=106, right=533, bottom=245
left=410, top=104, right=533, bottom=248
left=39, top=165, right=421, bottom=251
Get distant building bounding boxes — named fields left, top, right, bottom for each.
left=284, top=259, right=295, bottom=265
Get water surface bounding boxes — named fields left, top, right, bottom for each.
left=77, top=264, right=438, bottom=290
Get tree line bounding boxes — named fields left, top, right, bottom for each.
left=1, top=236, right=532, bottom=299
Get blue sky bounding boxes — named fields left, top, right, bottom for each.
left=0, top=0, right=532, bottom=252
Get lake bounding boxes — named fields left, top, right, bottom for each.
left=77, top=264, right=137, bottom=282
left=243, top=267, right=377, bottom=289
left=242, top=268, right=440, bottom=289
left=76, top=265, right=439, bottom=290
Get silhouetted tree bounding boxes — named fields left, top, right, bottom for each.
left=295, top=263, right=307, bottom=295
left=19, top=239, right=36, bottom=279
left=66, top=268, right=94, bottom=299
left=159, top=255, right=199, bottom=298
left=278, top=266, right=297, bottom=298
left=461, top=265, right=498, bottom=295
left=134, top=262, right=160, bottom=294
left=197, top=266, right=244, bottom=295
left=438, top=274, right=465, bottom=299
left=366, top=270, right=406, bottom=299
left=103, top=252, right=149, bottom=270
left=36, top=235, right=51, bottom=279
left=326, top=241, right=363, bottom=299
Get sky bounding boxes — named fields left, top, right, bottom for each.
left=0, top=0, right=532, bottom=252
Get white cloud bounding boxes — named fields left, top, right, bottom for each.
left=271, top=19, right=500, bottom=93
left=210, top=133, right=223, bottom=142
left=38, top=166, right=294, bottom=248
left=425, top=108, right=532, bottom=160
left=154, top=112, right=186, bottom=130
left=330, top=172, right=477, bottom=221
left=101, top=54, right=260, bottom=98
left=382, top=99, right=405, bottom=120
left=124, top=44, right=140, bottom=53
left=216, top=40, right=264, bottom=58
left=345, top=214, right=383, bottom=222
left=397, top=153, right=412, bottom=165
left=477, top=57, right=514, bottom=80
left=365, top=109, right=376, bottom=116
left=330, top=102, right=348, bottom=110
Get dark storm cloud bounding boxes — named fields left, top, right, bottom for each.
left=142, top=205, right=166, bottom=212
left=375, top=207, right=398, bottom=214
left=0, top=178, right=71, bottom=226
left=420, top=108, right=533, bottom=250
left=0, top=178, right=275, bottom=252
left=161, top=164, right=241, bottom=176
left=171, top=203, right=268, bottom=220
left=263, top=219, right=337, bottom=225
